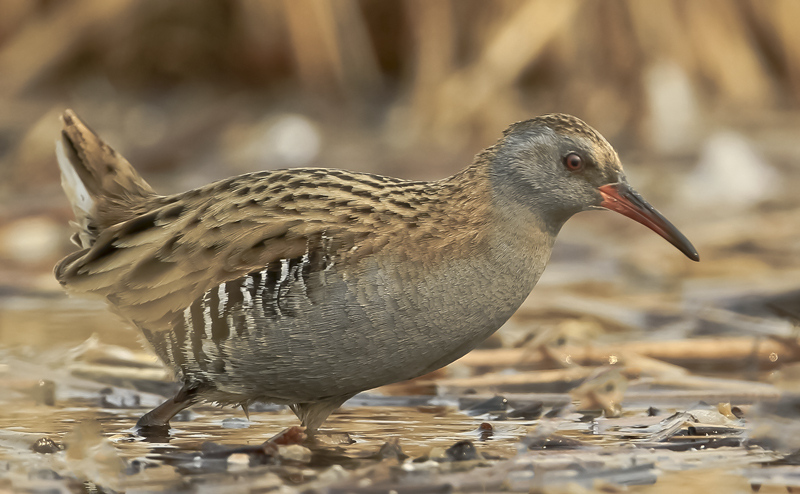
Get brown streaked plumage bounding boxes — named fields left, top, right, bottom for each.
left=54, top=110, right=697, bottom=432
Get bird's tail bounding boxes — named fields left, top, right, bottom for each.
left=56, top=110, right=157, bottom=248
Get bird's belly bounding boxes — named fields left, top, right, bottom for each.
left=142, top=251, right=544, bottom=403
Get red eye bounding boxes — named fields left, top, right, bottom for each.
left=564, top=153, right=583, bottom=171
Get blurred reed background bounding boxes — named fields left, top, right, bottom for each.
left=1, top=0, right=800, bottom=291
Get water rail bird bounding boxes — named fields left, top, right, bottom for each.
left=54, top=110, right=698, bottom=431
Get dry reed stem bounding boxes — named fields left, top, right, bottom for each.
left=456, top=337, right=793, bottom=369
left=430, top=0, right=581, bottom=134
left=0, top=0, right=138, bottom=97
left=282, top=0, right=345, bottom=96
left=683, top=0, right=772, bottom=106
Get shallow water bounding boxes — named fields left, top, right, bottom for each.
left=0, top=402, right=535, bottom=461
left=0, top=392, right=565, bottom=492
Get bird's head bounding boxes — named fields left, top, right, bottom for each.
left=490, top=113, right=698, bottom=261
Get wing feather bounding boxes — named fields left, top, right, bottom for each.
left=55, top=186, right=375, bottom=330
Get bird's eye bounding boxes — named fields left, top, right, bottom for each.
left=564, top=153, right=583, bottom=171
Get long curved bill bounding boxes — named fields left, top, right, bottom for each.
left=598, top=183, right=699, bottom=261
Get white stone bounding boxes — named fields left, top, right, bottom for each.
left=645, top=61, right=701, bottom=154
left=680, top=131, right=779, bottom=212
left=0, top=216, right=62, bottom=263
left=278, top=444, right=312, bottom=463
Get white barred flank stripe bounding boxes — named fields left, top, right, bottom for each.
left=242, top=275, right=257, bottom=332
left=242, top=276, right=254, bottom=307
left=218, top=282, right=228, bottom=317
left=164, top=332, right=175, bottom=367
left=183, top=306, right=194, bottom=357
left=174, top=252, right=320, bottom=362
left=256, top=269, right=268, bottom=320
left=202, top=290, right=213, bottom=339
left=279, top=259, right=290, bottom=284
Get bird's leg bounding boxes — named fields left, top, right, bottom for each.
left=136, top=384, right=201, bottom=429
left=290, top=394, right=355, bottom=434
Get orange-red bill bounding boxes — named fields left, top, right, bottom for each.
left=598, top=183, right=699, bottom=261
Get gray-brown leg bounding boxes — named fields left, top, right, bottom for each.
left=290, top=394, right=355, bottom=432
left=136, top=385, right=201, bottom=428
